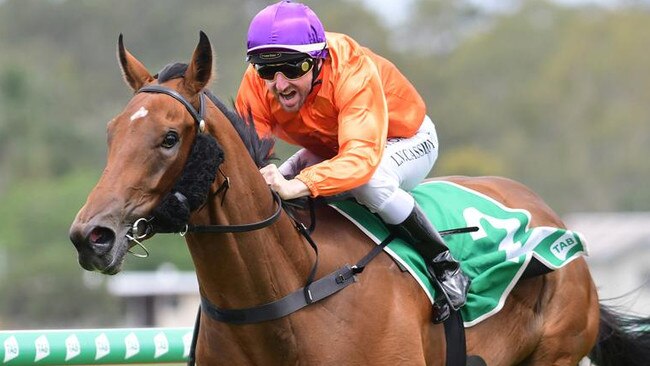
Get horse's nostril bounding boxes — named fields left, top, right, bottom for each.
left=89, top=227, right=115, bottom=246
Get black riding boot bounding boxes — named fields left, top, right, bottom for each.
left=392, top=203, right=471, bottom=320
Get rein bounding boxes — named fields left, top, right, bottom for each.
left=183, top=189, right=283, bottom=233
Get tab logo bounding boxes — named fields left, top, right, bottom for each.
left=124, top=333, right=140, bottom=359
left=34, top=335, right=50, bottom=362
left=65, top=334, right=81, bottom=361
left=4, top=336, right=19, bottom=363
left=153, top=332, right=169, bottom=358
left=550, top=232, right=579, bottom=261
left=95, top=333, right=110, bottom=360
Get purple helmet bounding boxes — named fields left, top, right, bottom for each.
left=247, top=1, right=328, bottom=64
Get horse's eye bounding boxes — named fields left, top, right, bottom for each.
left=161, top=131, right=179, bottom=148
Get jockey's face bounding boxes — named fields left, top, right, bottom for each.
left=263, top=59, right=320, bottom=113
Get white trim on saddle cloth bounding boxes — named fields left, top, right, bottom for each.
left=328, top=180, right=588, bottom=327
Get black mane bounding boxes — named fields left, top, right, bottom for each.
left=156, top=63, right=274, bottom=168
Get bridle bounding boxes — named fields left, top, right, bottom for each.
left=126, top=84, right=283, bottom=255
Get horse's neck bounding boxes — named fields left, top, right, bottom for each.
left=185, top=106, right=314, bottom=308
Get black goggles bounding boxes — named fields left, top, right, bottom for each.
left=254, top=58, right=315, bottom=81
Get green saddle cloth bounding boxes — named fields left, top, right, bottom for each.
left=329, top=180, right=587, bottom=326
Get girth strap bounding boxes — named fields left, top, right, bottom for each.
left=201, top=265, right=357, bottom=325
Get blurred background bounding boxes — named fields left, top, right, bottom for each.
left=0, top=0, right=648, bottom=329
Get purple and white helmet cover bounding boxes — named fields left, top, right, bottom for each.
left=247, top=1, right=328, bottom=62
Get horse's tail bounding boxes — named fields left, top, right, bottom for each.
left=588, top=304, right=650, bottom=366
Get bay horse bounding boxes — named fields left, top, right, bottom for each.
left=69, top=32, right=650, bottom=365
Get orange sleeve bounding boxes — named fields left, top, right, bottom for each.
left=296, top=55, right=388, bottom=197
left=235, top=65, right=274, bottom=139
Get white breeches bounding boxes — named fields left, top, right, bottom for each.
left=279, top=115, right=439, bottom=225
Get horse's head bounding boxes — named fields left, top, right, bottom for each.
left=69, top=32, right=217, bottom=274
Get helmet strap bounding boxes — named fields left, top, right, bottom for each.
left=309, top=58, right=324, bottom=94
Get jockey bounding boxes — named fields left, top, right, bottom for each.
left=235, top=0, right=470, bottom=321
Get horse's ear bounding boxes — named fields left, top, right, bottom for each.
left=184, top=31, right=213, bottom=94
left=117, top=34, right=154, bottom=91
